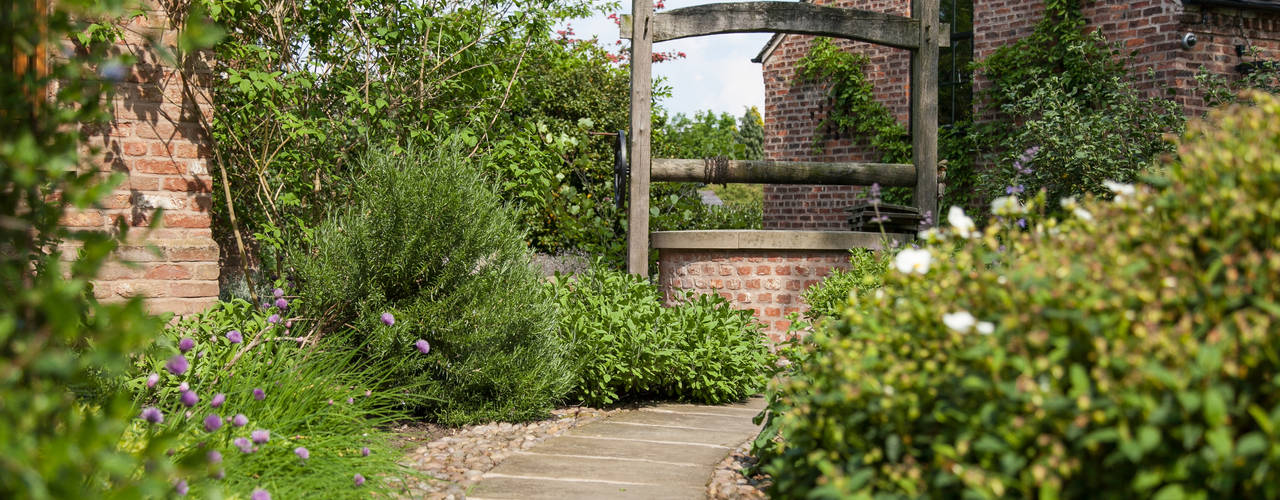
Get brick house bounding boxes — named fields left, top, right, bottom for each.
left=753, top=0, right=1280, bottom=230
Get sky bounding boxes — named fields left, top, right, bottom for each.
left=559, top=0, right=774, bottom=118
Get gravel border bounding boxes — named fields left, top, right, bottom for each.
left=707, top=439, right=770, bottom=499
left=389, top=406, right=621, bottom=499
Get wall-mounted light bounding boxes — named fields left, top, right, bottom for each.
left=1181, top=33, right=1199, bottom=50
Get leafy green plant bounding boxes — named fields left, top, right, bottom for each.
left=800, top=248, right=892, bottom=321
left=289, top=145, right=572, bottom=425
left=756, top=93, right=1280, bottom=498
left=548, top=266, right=773, bottom=406
left=130, top=297, right=423, bottom=498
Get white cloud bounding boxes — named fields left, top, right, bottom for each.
left=560, top=0, right=771, bottom=118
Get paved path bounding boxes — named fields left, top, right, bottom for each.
left=468, top=396, right=766, bottom=499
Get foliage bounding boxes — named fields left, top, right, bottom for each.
left=288, top=146, right=571, bottom=425
left=799, top=249, right=891, bottom=322
left=202, top=0, right=593, bottom=273
left=0, top=2, right=219, bottom=496
left=757, top=94, right=1280, bottom=498
left=656, top=107, right=764, bottom=161
left=1192, top=52, right=1280, bottom=109
left=976, top=2, right=1183, bottom=209
left=130, top=298, right=422, bottom=498
left=548, top=266, right=773, bottom=407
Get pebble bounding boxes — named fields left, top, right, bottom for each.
left=706, top=440, right=771, bottom=500
left=390, top=406, right=619, bottom=499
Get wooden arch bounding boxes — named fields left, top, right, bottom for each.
left=621, top=0, right=940, bottom=275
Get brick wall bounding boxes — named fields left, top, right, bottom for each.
left=71, top=3, right=221, bottom=315
left=759, top=0, right=1280, bottom=225
left=657, top=250, right=853, bottom=342
left=760, top=0, right=910, bottom=230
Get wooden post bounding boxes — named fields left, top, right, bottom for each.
left=910, top=0, right=939, bottom=226
left=627, top=0, right=654, bottom=276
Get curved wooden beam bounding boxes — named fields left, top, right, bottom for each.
left=620, top=1, right=946, bottom=49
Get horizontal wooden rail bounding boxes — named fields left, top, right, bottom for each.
left=650, top=158, right=915, bottom=187
left=620, top=2, right=948, bottom=49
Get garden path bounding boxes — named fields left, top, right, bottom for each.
left=467, top=396, right=767, bottom=499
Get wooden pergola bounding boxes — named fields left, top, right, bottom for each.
left=620, top=0, right=942, bottom=276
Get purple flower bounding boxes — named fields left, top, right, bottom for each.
left=146, top=373, right=160, bottom=388
left=204, top=414, right=223, bottom=432
left=353, top=473, right=365, bottom=486
left=207, top=450, right=223, bottom=464
left=251, top=429, right=270, bottom=444
left=178, top=382, right=189, bottom=392
left=295, top=447, right=309, bottom=460
left=253, top=388, right=266, bottom=400
left=234, top=437, right=254, bottom=453
left=175, top=480, right=189, bottom=496
left=380, top=312, right=395, bottom=326
left=180, top=390, right=199, bottom=408
left=346, top=397, right=354, bottom=404
left=273, top=288, right=284, bottom=298
left=415, top=339, right=430, bottom=355
left=226, top=330, right=243, bottom=344
left=179, top=337, right=195, bottom=353
left=274, top=298, right=288, bottom=309
left=361, top=447, right=370, bottom=457
left=232, top=414, right=248, bottom=427
left=365, top=389, right=372, bottom=397
left=165, top=355, right=189, bottom=375
left=251, top=488, right=271, bottom=500
left=1017, top=218, right=1028, bottom=229
left=267, top=314, right=280, bottom=324
left=260, top=301, right=270, bottom=309
left=211, top=393, right=226, bottom=408
left=140, top=407, right=164, bottom=424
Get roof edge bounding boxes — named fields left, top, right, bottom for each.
left=1185, top=0, right=1280, bottom=13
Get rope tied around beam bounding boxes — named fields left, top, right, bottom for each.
left=702, top=156, right=730, bottom=186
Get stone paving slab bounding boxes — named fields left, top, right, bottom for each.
left=469, top=397, right=766, bottom=499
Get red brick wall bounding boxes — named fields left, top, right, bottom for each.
left=760, top=0, right=910, bottom=230
left=71, top=3, right=220, bottom=315
left=657, top=249, right=853, bottom=342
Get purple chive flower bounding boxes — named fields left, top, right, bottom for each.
left=251, top=488, right=271, bottom=500
left=178, top=382, right=189, bottom=392
left=267, top=314, right=280, bottom=324
left=178, top=337, right=195, bottom=353
left=253, top=388, right=266, bottom=400
left=1017, top=218, right=1028, bottom=229
left=361, top=447, right=370, bottom=457
left=346, top=397, right=354, bottom=404
left=353, top=473, right=365, bottom=486
left=226, top=330, right=243, bottom=344
left=234, top=437, right=254, bottom=453
left=273, top=288, right=284, bottom=298
left=165, top=355, right=189, bottom=375
left=140, top=407, right=164, bottom=424
left=146, top=373, right=160, bottom=388
left=180, top=390, right=199, bottom=408
left=204, top=414, right=223, bottom=432
left=365, top=389, right=372, bottom=397
left=251, top=429, right=270, bottom=444
left=207, top=450, right=223, bottom=464
left=327, top=399, right=335, bottom=405
left=415, top=339, right=430, bottom=355
left=285, top=319, right=293, bottom=328
left=380, top=312, right=395, bottom=326
left=232, top=414, right=248, bottom=427
left=260, top=301, right=270, bottom=309
left=211, top=393, right=226, bottom=408
left=175, top=480, right=189, bottom=496
left=274, top=298, right=288, bottom=309
left=295, top=447, right=309, bottom=460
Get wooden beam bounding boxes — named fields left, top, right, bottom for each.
left=627, top=0, right=654, bottom=276
left=650, top=159, right=915, bottom=187
left=910, top=0, right=940, bottom=225
left=620, top=2, right=949, bottom=49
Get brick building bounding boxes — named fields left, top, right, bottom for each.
left=71, top=3, right=222, bottom=315
left=753, top=0, right=1280, bottom=230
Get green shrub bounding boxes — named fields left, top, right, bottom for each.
left=757, top=94, right=1280, bottom=498
left=800, top=249, right=892, bottom=321
left=549, top=266, right=773, bottom=406
left=289, top=145, right=572, bottom=425
left=130, top=298, right=422, bottom=498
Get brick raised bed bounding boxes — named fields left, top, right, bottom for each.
left=653, top=230, right=904, bottom=342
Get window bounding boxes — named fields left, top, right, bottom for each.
left=939, top=0, right=973, bottom=126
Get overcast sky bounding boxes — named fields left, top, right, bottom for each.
left=559, top=0, right=773, bottom=118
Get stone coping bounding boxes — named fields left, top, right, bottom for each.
left=650, top=230, right=908, bottom=251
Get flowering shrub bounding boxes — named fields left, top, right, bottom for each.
left=291, top=146, right=572, bottom=425
left=548, top=266, right=773, bottom=406
left=756, top=94, right=1280, bottom=498
left=131, top=298, right=422, bottom=498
